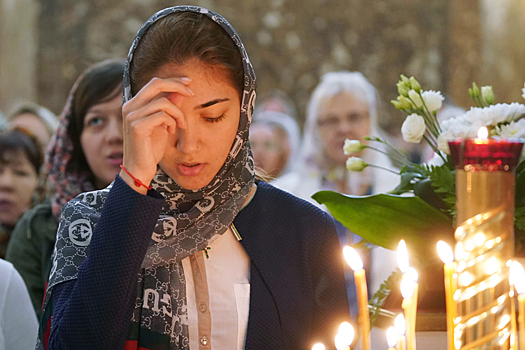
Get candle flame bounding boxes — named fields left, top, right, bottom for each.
left=437, top=241, right=454, bottom=264
left=397, top=240, right=409, bottom=273
left=335, top=335, right=349, bottom=350
left=312, top=343, right=326, bottom=350
left=343, top=246, right=363, bottom=271
left=401, top=275, right=415, bottom=299
left=387, top=326, right=397, bottom=348
left=337, top=322, right=354, bottom=347
left=510, top=261, right=525, bottom=295
left=406, top=267, right=419, bottom=282
left=395, top=314, right=406, bottom=335
left=477, top=126, right=489, bottom=139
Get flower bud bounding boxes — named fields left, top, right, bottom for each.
left=397, top=82, right=410, bottom=97
left=471, top=82, right=480, bottom=98
left=408, top=90, right=423, bottom=109
left=409, top=76, right=422, bottom=93
left=346, top=157, right=368, bottom=172
left=400, top=74, right=411, bottom=86
left=398, top=96, right=413, bottom=110
left=481, top=86, right=495, bottom=105
left=343, top=139, right=365, bottom=155
left=391, top=100, right=403, bottom=110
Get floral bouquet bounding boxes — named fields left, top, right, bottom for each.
left=312, top=76, right=525, bottom=321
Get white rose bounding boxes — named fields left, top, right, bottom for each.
left=422, top=90, right=444, bottom=113
left=401, top=114, right=426, bottom=143
left=346, top=157, right=368, bottom=172
left=408, top=90, right=423, bottom=108
left=343, top=139, right=365, bottom=155
left=437, top=130, right=455, bottom=154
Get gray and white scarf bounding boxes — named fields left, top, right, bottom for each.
left=43, top=6, right=256, bottom=349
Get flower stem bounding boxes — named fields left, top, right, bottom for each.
left=367, top=164, right=401, bottom=175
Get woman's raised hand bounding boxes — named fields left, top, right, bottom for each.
left=120, top=77, right=194, bottom=193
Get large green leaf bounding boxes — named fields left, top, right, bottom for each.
left=312, top=191, right=454, bottom=264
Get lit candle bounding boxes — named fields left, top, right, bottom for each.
left=335, top=322, right=355, bottom=350
left=511, top=261, right=525, bottom=350
left=312, top=343, right=326, bottom=350
left=398, top=241, right=418, bottom=350
left=387, top=326, right=397, bottom=350
left=437, top=241, right=456, bottom=350
left=395, top=314, right=406, bottom=350
left=343, top=246, right=371, bottom=350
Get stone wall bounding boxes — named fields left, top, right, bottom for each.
left=2, top=0, right=523, bottom=132
left=33, top=0, right=451, bottom=132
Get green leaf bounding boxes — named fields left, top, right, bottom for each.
left=312, top=191, right=454, bottom=263
left=368, top=269, right=402, bottom=328
left=390, top=172, right=425, bottom=195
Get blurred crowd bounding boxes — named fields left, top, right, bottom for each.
left=0, top=56, right=463, bottom=348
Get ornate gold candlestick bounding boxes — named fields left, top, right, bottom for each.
left=449, top=132, right=523, bottom=350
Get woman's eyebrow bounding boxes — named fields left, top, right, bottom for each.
left=195, top=98, right=230, bottom=109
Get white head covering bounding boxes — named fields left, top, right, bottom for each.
left=300, top=71, right=381, bottom=167
left=7, top=101, right=58, bottom=135
left=251, top=110, right=301, bottom=175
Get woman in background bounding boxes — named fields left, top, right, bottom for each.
left=6, top=59, right=125, bottom=317
left=273, top=72, right=399, bottom=336
left=7, top=102, right=57, bottom=157
left=0, top=129, right=42, bottom=258
left=249, top=110, right=300, bottom=179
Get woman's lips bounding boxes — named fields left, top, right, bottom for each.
left=107, top=152, right=123, bottom=166
left=0, top=199, right=14, bottom=212
left=177, top=163, right=205, bottom=176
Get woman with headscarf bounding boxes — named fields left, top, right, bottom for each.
left=249, top=110, right=300, bottom=178
left=5, top=59, right=125, bottom=317
left=7, top=102, right=57, bottom=157
left=38, top=7, right=349, bottom=350
left=273, top=71, right=399, bottom=291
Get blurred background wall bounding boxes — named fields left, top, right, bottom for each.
left=0, top=0, right=523, bottom=134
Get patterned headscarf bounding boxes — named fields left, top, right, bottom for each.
left=46, top=73, right=95, bottom=218
left=41, top=6, right=256, bottom=349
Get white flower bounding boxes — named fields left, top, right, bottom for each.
left=481, top=86, right=495, bottom=105
left=495, top=119, right=525, bottom=138
left=437, top=130, right=455, bottom=154
left=343, top=139, right=365, bottom=155
left=346, top=157, right=368, bottom=172
left=422, top=90, right=444, bottom=113
left=522, top=83, right=525, bottom=100
left=462, top=103, right=525, bottom=126
left=408, top=90, right=423, bottom=108
left=401, top=114, right=426, bottom=143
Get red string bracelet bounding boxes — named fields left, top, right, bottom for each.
left=120, top=165, right=152, bottom=190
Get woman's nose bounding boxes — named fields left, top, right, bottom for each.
left=175, top=123, right=199, bottom=154
left=0, top=169, right=15, bottom=191
left=106, top=116, right=123, bottom=144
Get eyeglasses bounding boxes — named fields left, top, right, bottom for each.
left=317, top=113, right=369, bottom=129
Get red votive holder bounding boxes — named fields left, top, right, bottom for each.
left=448, top=137, right=524, bottom=171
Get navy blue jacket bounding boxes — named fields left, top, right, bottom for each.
left=45, top=177, right=350, bottom=349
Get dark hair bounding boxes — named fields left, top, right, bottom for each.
left=67, top=59, right=125, bottom=174
left=130, top=12, right=243, bottom=97
left=0, top=129, right=42, bottom=175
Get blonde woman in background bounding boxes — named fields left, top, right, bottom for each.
left=273, top=72, right=399, bottom=344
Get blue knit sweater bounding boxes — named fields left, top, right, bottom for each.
left=43, top=176, right=350, bottom=349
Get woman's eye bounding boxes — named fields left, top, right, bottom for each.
left=14, top=169, right=30, bottom=177
left=87, top=116, right=104, bottom=127
left=205, top=114, right=226, bottom=123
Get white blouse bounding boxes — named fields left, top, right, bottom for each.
left=182, top=227, right=251, bottom=350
